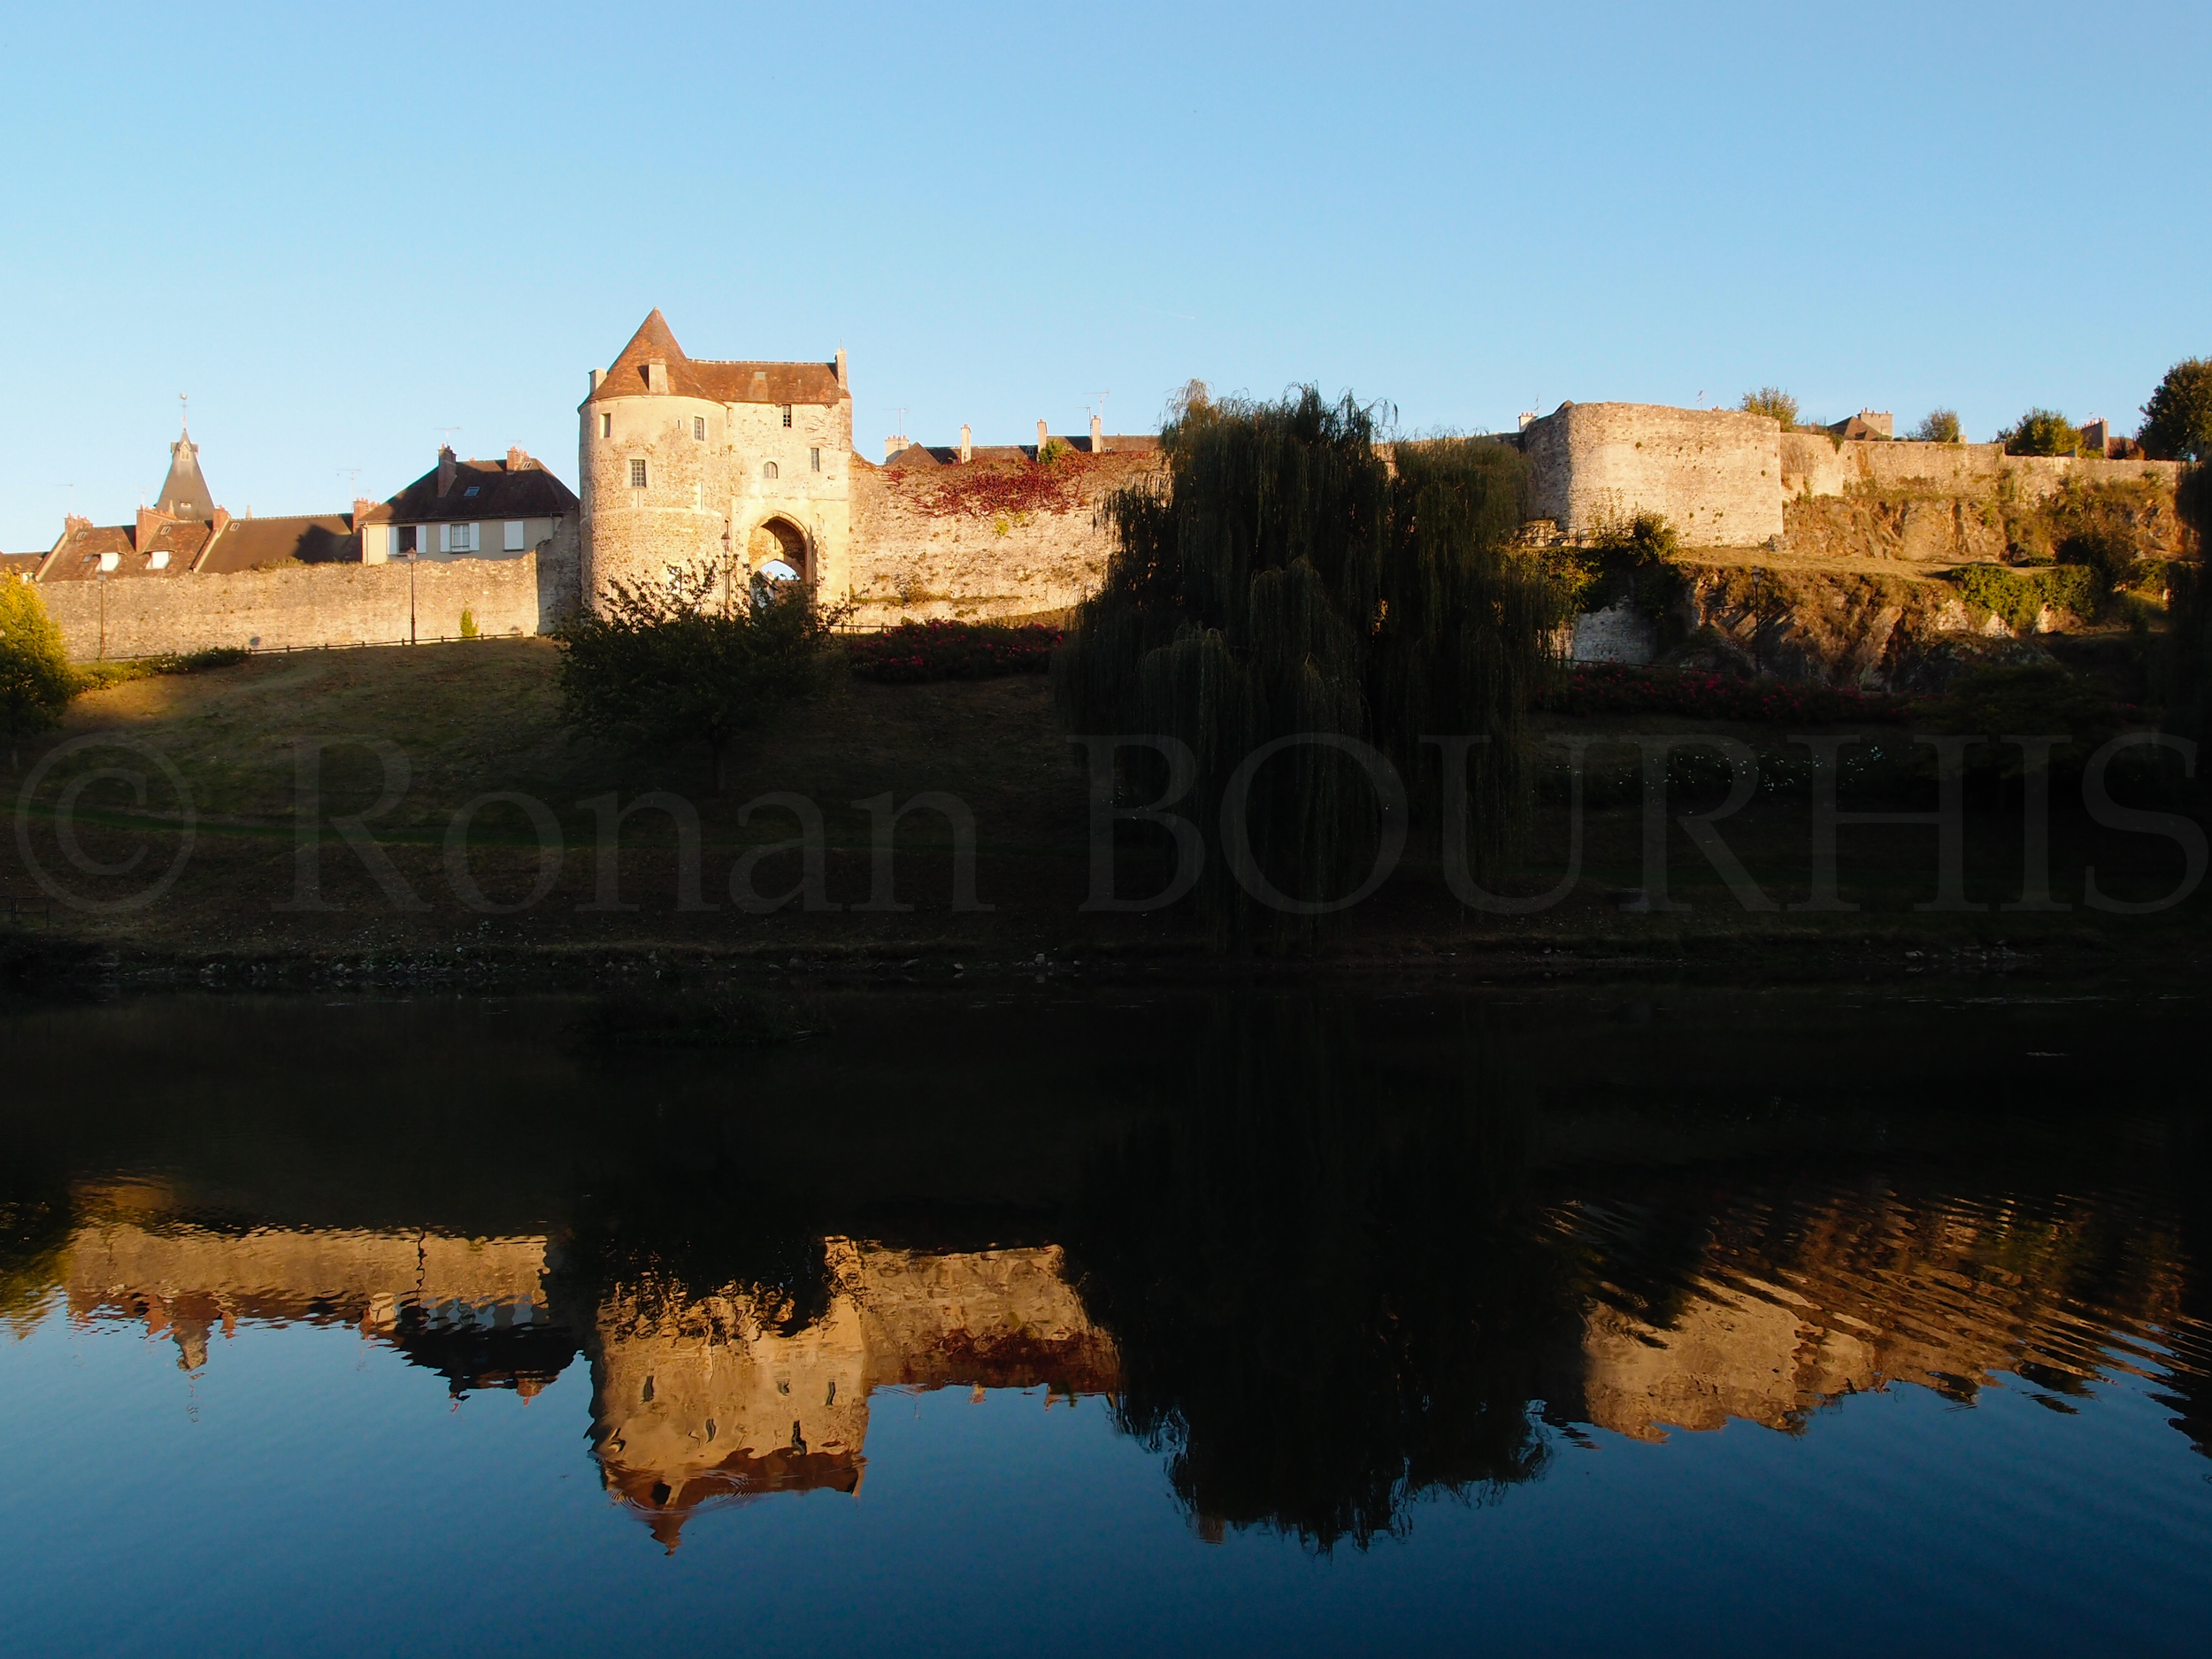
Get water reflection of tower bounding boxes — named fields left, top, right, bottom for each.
left=586, top=1283, right=872, bottom=1551
left=580, top=1239, right=1120, bottom=1550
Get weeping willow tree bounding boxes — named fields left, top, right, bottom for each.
left=1055, top=387, right=1556, bottom=936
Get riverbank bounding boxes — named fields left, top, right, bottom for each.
left=3, top=638, right=2205, bottom=987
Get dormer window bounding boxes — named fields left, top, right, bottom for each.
left=763, top=461, right=780, bottom=480
left=148, top=550, right=171, bottom=570
left=693, top=417, right=707, bottom=441
left=97, top=551, right=120, bottom=572
left=780, top=404, right=794, bottom=427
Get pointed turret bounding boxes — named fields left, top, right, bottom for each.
left=154, top=419, right=215, bottom=520
left=595, top=309, right=690, bottom=399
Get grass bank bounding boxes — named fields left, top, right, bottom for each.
left=2, top=639, right=2205, bottom=985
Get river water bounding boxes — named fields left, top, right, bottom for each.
left=2, top=982, right=2206, bottom=1655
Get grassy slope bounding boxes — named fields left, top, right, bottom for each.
left=2, top=640, right=2204, bottom=972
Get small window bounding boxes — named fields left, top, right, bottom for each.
left=503, top=520, right=526, bottom=552
left=763, top=461, right=779, bottom=480
left=810, top=447, right=821, bottom=472
left=463, top=484, right=480, bottom=498
left=693, top=416, right=706, bottom=441
left=399, top=526, right=419, bottom=553
left=780, top=403, right=793, bottom=427
left=630, top=458, right=647, bottom=488
left=97, top=550, right=119, bottom=572
left=148, top=549, right=170, bottom=570
left=600, top=412, right=612, bottom=439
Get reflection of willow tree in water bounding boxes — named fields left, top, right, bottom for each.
left=1064, top=995, right=1585, bottom=1550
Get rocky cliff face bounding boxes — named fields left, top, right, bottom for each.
left=1671, top=564, right=2047, bottom=693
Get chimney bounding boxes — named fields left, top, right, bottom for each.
left=64, top=513, right=91, bottom=535
left=506, top=445, right=527, bottom=471
left=437, top=447, right=457, bottom=496
left=134, top=505, right=170, bottom=551
left=588, top=367, right=604, bottom=392
left=1090, top=413, right=1104, bottom=454
left=884, top=434, right=909, bottom=462
left=834, top=348, right=848, bottom=390
left=959, top=424, right=972, bottom=464
left=352, top=497, right=373, bottom=524
left=1517, top=411, right=1538, bottom=431
left=645, top=358, right=669, bottom=394
left=211, top=507, right=231, bottom=536
left=1036, top=419, right=1048, bottom=452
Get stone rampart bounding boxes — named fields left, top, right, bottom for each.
left=1779, top=432, right=2184, bottom=504
left=847, top=450, right=1162, bottom=626
left=38, top=554, right=553, bottom=659
left=1524, top=403, right=1785, bottom=548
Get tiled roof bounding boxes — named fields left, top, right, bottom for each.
left=1, top=552, right=45, bottom=579
left=154, top=428, right=216, bottom=519
left=381, top=454, right=579, bottom=525
left=196, top=515, right=357, bottom=574
left=587, top=309, right=844, bottom=407
left=40, top=520, right=212, bottom=581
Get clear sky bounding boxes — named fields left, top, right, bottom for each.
left=3, top=1, right=2206, bottom=549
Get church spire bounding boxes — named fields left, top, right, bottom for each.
left=154, top=402, right=215, bottom=520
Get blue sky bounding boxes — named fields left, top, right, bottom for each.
left=2, top=0, right=2206, bottom=548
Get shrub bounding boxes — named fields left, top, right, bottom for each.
left=72, top=645, right=250, bottom=693
left=1537, top=664, right=1909, bottom=724
left=1949, top=564, right=2103, bottom=631
left=2138, top=357, right=2212, bottom=463
left=459, top=607, right=480, bottom=639
left=846, top=618, right=1061, bottom=682
left=2000, top=408, right=2083, bottom=457
left=554, top=568, right=842, bottom=792
left=1550, top=511, right=1685, bottom=621
left=1913, top=664, right=2130, bottom=770
left=0, top=579, right=72, bottom=768
left=1910, top=408, right=1962, bottom=443
left=1740, top=388, right=1799, bottom=428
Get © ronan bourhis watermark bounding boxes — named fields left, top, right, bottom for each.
left=11, top=731, right=2207, bottom=918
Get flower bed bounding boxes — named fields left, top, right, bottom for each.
left=847, top=619, right=1063, bottom=683
left=1538, top=664, right=1911, bottom=724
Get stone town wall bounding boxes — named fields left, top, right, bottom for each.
left=1778, top=432, right=2184, bottom=505
left=37, top=554, right=553, bottom=659
left=846, top=450, right=1163, bottom=626
left=1524, top=403, right=1786, bottom=548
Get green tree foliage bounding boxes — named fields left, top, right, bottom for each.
left=2000, top=408, right=2083, bottom=457
left=0, top=578, right=73, bottom=769
left=2158, top=465, right=2212, bottom=733
left=2139, top=357, right=2212, bottom=462
left=554, top=569, right=841, bottom=792
left=1550, top=511, right=1685, bottom=620
left=1056, top=388, right=1555, bottom=938
left=1739, top=387, right=1799, bottom=428
left=1910, top=408, right=1963, bottom=443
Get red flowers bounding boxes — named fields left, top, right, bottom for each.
left=848, top=619, right=1063, bottom=683
left=1538, top=664, right=1910, bottom=723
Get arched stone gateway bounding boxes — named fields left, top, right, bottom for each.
left=747, top=516, right=810, bottom=583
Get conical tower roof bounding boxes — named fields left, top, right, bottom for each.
left=154, top=421, right=215, bottom=519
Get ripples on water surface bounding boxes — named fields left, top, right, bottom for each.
left=1, top=986, right=2207, bottom=1655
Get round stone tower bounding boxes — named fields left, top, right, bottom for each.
left=579, top=310, right=853, bottom=611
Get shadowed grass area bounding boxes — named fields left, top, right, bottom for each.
left=0, top=638, right=2206, bottom=972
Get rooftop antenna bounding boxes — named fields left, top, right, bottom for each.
left=437, top=426, right=463, bottom=451
left=1095, top=390, right=1110, bottom=427
left=337, top=467, right=363, bottom=495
